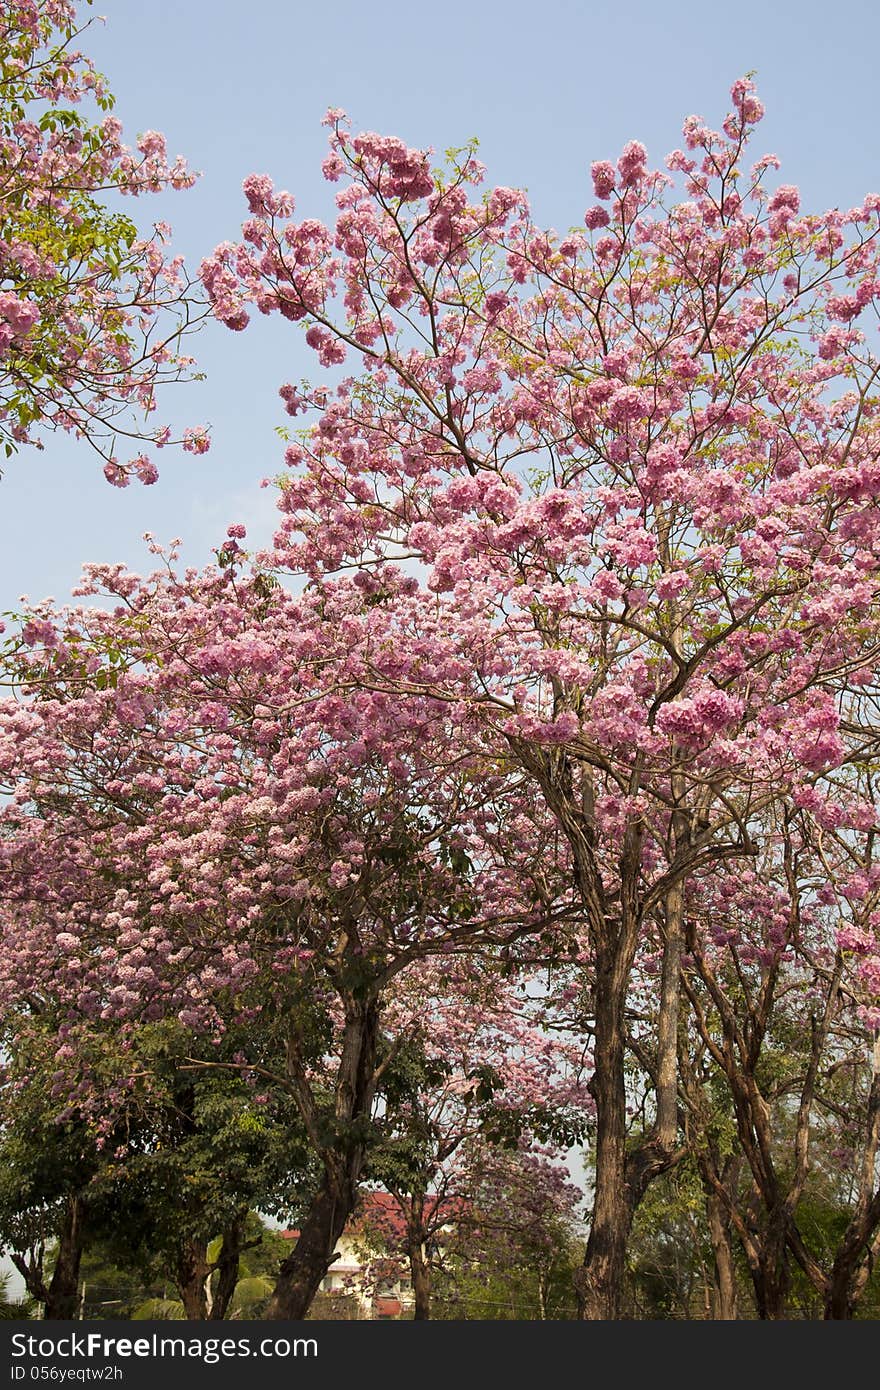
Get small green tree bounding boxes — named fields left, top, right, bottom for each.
left=0, top=1271, right=34, bottom=1320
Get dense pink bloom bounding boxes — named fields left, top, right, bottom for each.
left=591, top=160, right=616, bottom=199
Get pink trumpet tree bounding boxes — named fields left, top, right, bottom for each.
left=364, top=959, right=590, bottom=1317
left=0, top=547, right=576, bottom=1318
left=676, top=798, right=880, bottom=1319
left=0, top=0, right=208, bottom=481
left=202, top=78, right=880, bottom=1316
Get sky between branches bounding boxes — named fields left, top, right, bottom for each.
left=1, top=0, right=878, bottom=615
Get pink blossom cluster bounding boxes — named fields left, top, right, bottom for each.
left=0, top=1, right=209, bottom=479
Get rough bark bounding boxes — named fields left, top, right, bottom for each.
left=751, top=1217, right=790, bottom=1320
left=577, top=904, right=686, bottom=1316
left=655, top=880, right=684, bottom=1150
left=520, top=737, right=690, bottom=1319
left=576, top=938, right=631, bottom=1320
left=26, top=1189, right=86, bottom=1317
left=408, top=1233, right=431, bottom=1319
left=175, top=1235, right=210, bottom=1320
left=265, top=1172, right=355, bottom=1320
left=265, top=995, right=380, bottom=1319
left=824, top=1037, right=880, bottom=1319
left=705, top=1176, right=739, bottom=1319
left=209, top=1210, right=255, bottom=1321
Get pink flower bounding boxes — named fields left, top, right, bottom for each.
left=483, top=292, right=509, bottom=321
left=0, top=291, right=38, bottom=338
left=666, top=149, right=695, bottom=173
left=103, top=461, right=130, bottom=488
left=183, top=427, right=211, bottom=454
left=826, top=294, right=861, bottom=323
left=322, top=152, right=345, bottom=181
left=279, top=383, right=309, bottom=416
left=616, top=140, right=647, bottom=188
left=606, top=386, right=648, bottom=425
left=655, top=570, right=691, bottom=601
left=242, top=173, right=277, bottom=216
left=132, top=454, right=158, bottom=485
left=768, top=184, right=800, bottom=216
left=591, top=161, right=616, bottom=200
left=729, top=77, right=765, bottom=125
left=137, top=129, right=167, bottom=159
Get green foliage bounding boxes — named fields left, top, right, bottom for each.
left=0, top=988, right=316, bottom=1317
left=130, top=1298, right=185, bottom=1320
left=431, top=1146, right=584, bottom=1320
left=0, top=1272, right=34, bottom=1321
left=224, top=1274, right=274, bottom=1319
left=624, top=1163, right=726, bottom=1319
left=0, top=1030, right=104, bottom=1272
left=434, top=1204, right=581, bottom=1320
left=79, top=1214, right=289, bottom=1320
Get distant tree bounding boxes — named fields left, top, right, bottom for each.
left=365, top=960, right=588, bottom=1318
left=679, top=806, right=880, bottom=1320
left=202, top=74, right=880, bottom=1316
left=0, top=1018, right=107, bottom=1319
left=79, top=1215, right=291, bottom=1321
left=434, top=1145, right=584, bottom=1320
left=0, top=552, right=572, bottom=1320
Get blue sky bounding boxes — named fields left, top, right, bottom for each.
left=2, top=0, right=879, bottom=618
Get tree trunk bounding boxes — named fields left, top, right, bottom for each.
left=265, top=995, right=380, bottom=1319
left=824, top=1038, right=880, bottom=1319
left=824, top=1190, right=880, bottom=1318
left=42, top=1195, right=86, bottom=1320
left=175, top=1235, right=210, bottom=1320
left=655, top=879, right=684, bottom=1150
left=705, top=1188, right=738, bottom=1320
left=528, top=751, right=671, bottom=1320
left=265, top=1168, right=356, bottom=1319
left=210, top=1210, right=251, bottom=1320
left=828, top=1222, right=880, bottom=1320
left=408, top=1236, right=431, bottom=1319
left=751, top=1219, right=790, bottom=1320
left=576, top=881, right=686, bottom=1323
left=577, top=954, right=630, bottom=1319
left=824, top=1271, right=856, bottom=1320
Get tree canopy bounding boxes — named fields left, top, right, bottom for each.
left=1, top=61, right=880, bottom=1321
